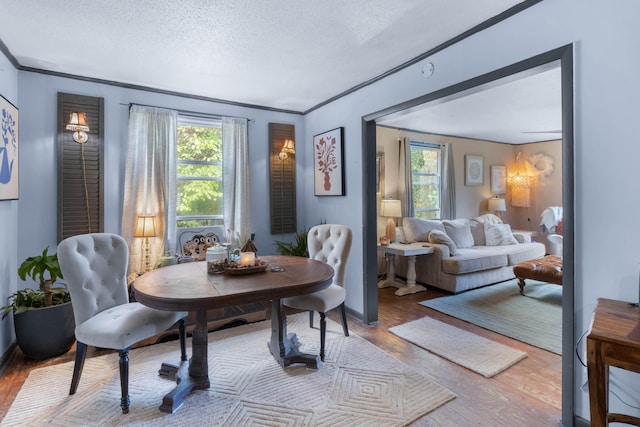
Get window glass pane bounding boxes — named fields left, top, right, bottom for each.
left=410, top=142, right=441, bottom=219
left=176, top=121, right=223, bottom=225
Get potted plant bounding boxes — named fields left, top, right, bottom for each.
left=1, top=246, right=75, bottom=360
left=275, top=230, right=309, bottom=258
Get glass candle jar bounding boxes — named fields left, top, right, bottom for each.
left=206, top=246, right=227, bottom=273
left=239, top=251, right=256, bottom=267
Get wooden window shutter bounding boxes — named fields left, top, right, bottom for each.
left=57, top=93, right=105, bottom=241
left=269, top=123, right=296, bottom=234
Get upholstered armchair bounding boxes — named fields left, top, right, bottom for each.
left=282, top=224, right=352, bottom=361
left=57, top=233, right=188, bottom=414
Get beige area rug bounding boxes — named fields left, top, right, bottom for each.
left=389, top=316, right=527, bottom=378
left=2, top=313, right=455, bottom=427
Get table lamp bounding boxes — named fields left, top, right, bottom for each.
left=380, top=199, right=402, bottom=243
left=134, top=214, right=157, bottom=272
left=488, top=197, right=506, bottom=220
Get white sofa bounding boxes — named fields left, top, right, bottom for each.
left=395, top=214, right=545, bottom=294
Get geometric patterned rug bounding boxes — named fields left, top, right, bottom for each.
left=1, top=313, right=455, bottom=426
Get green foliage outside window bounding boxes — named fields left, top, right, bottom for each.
left=411, top=144, right=441, bottom=219
left=177, top=125, right=223, bottom=228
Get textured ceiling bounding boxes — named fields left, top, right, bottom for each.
left=0, top=0, right=524, bottom=112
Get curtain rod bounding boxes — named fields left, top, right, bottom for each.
left=120, top=102, right=254, bottom=123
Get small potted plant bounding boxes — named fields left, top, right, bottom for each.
left=1, top=246, right=75, bottom=359
left=275, top=230, right=309, bottom=258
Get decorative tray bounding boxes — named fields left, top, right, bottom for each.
left=224, top=260, right=268, bottom=275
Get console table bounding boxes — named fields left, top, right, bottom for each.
left=377, top=243, right=434, bottom=296
left=587, top=298, right=640, bottom=426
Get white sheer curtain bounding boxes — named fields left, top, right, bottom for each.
left=398, top=137, right=414, bottom=218
left=222, top=117, right=251, bottom=245
left=122, top=105, right=177, bottom=278
left=440, top=143, right=456, bottom=220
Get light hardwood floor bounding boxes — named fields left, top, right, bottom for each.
left=0, top=285, right=562, bottom=426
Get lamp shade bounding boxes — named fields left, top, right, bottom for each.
left=488, top=197, right=506, bottom=212
left=134, top=215, right=157, bottom=238
left=281, top=139, right=295, bottom=154
left=65, top=112, right=90, bottom=132
left=380, top=199, right=402, bottom=218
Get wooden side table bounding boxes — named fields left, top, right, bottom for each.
left=377, top=243, right=434, bottom=296
left=587, top=298, right=640, bottom=426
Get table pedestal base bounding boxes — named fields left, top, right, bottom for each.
left=378, top=253, right=427, bottom=296
left=268, top=299, right=321, bottom=369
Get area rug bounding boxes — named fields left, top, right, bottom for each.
left=389, top=316, right=527, bottom=377
left=1, top=313, right=455, bottom=427
left=420, top=279, right=562, bottom=354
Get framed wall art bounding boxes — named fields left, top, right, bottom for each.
left=0, top=94, right=19, bottom=200
left=490, top=165, right=507, bottom=194
left=464, top=155, right=483, bottom=186
left=313, top=127, right=345, bottom=196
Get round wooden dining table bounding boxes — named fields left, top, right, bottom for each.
left=132, top=255, right=334, bottom=413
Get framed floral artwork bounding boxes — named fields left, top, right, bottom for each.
left=464, top=155, right=483, bottom=186
left=313, top=127, right=345, bottom=196
left=0, top=94, right=19, bottom=200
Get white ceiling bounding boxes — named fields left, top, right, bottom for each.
left=0, top=1, right=560, bottom=143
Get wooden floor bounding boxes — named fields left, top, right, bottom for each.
left=0, top=286, right=562, bottom=426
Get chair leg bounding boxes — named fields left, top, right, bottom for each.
left=319, top=312, right=327, bottom=362
left=69, top=341, right=88, bottom=395
left=339, top=303, right=349, bottom=337
left=118, top=349, right=131, bottom=414
left=179, top=319, right=187, bottom=361
left=309, top=310, right=314, bottom=328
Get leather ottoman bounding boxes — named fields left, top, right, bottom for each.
left=513, top=255, right=563, bottom=295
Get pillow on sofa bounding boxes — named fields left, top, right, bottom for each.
left=403, top=217, right=445, bottom=242
left=484, top=223, right=518, bottom=246
left=443, top=219, right=475, bottom=248
left=474, top=213, right=504, bottom=225
left=428, top=230, right=458, bottom=255
left=469, top=219, right=486, bottom=246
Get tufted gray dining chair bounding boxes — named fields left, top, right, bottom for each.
left=57, top=233, right=188, bottom=414
left=282, top=224, right=352, bottom=361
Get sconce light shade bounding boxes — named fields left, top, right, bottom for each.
left=65, top=112, right=90, bottom=143
left=133, top=215, right=157, bottom=238
left=278, top=139, right=296, bottom=160
left=380, top=199, right=402, bottom=242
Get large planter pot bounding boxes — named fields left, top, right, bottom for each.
left=13, top=301, right=76, bottom=360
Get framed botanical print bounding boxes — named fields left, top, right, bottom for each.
left=465, top=155, right=483, bottom=186
left=0, top=94, right=19, bottom=200
left=313, top=127, right=345, bottom=196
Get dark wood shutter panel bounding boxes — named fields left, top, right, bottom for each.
left=57, top=93, right=104, bottom=242
left=269, top=123, right=296, bottom=234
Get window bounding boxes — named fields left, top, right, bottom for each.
left=176, top=116, right=223, bottom=228
left=410, top=141, right=441, bottom=219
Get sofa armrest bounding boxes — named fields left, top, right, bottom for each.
left=512, top=232, right=531, bottom=244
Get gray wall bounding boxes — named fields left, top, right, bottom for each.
left=301, top=0, right=640, bottom=420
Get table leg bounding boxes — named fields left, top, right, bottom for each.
left=395, top=255, right=427, bottom=296
left=159, top=309, right=210, bottom=413
left=378, top=253, right=403, bottom=289
left=587, top=337, right=608, bottom=427
left=268, top=299, right=321, bottom=369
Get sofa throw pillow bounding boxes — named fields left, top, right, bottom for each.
left=428, top=229, right=458, bottom=255
left=403, top=217, right=445, bottom=243
left=468, top=219, right=486, bottom=246
left=474, top=213, right=504, bottom=225
left=443, top=219, right=475, bottom=248
left=484, top=223, right=519, bottom=246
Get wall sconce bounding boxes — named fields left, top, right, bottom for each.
left=134, top=214, right=157, bottom=272
left=278, top=139, right=295, bottom=160
left=487, top=196, right=506, bottom=220
left=380, top=199, right=402, bottom=243
left=509, top=152, right=532, bottom=208
left=65, top=112, right=90, bottom=143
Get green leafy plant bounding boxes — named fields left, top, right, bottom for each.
left=275, top=230, right=309, bottom=258
left=1, top=247, right=70, bottom=318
